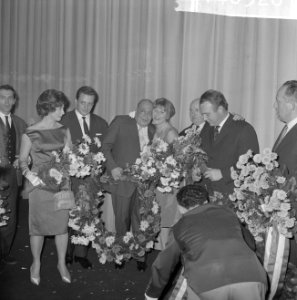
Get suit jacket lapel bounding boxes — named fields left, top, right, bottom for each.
left=274, top=123, right=297, bottom=152
left=132, top=119, right=141, bottom=153
left=89, top=114, right=95, bottom=138
left=71, top=110, right=84, bottom=142
left=212, top=115, right=232, bottom=144
left=11, top=115, right=21, bottom=153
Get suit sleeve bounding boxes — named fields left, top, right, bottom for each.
left=145, top=236, right=181, bottom=298
left=221, top=123, right=259, bottom=182
left=101, top=117, right=121, bottom=172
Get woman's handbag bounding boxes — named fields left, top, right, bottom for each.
left=53, top=190, right=75, bottom=211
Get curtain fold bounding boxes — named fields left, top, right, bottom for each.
left=1, top=0, right=297, bottom=148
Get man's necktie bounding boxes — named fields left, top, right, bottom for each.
left=82, top=116, right=90, bottom=135
left=5, top=115, right=16, bottom=164
left=5, top=115, right=11, bottom=131
left=213, top=125, right=220, bottom=141
left=273, top=124, right=288, bottom=150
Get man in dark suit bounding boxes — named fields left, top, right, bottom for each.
left=102, top=99, right=154, bottom=270
left=273, top=80, right=297, bottom=265
left=61, top=86, right=108, bottom=269
left=199, top=89, right=259, bottom=194
left=0, top=84, right=27, bottom=267
left=145, top=184, right=267, bottom=300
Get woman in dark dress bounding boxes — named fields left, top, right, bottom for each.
left=19, top=89, right=72, bottom=285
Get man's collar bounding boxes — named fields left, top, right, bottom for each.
left=75, top=110, right=90, bottom=119
left=218, top=113, right=230, bottom=128
left=286, top=116, right=297, bottom=131
left=0, top=111, right=11, bottom=118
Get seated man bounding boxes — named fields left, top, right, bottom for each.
left=145, top=184, right=267, bottom=300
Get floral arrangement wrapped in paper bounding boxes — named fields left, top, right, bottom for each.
left=92, top=185, right=160, bottom=264
left=125, top=125, right=208, bottom=193
left=38, top=135, right=105, bottom=192
left=172, top=125, right=208, bottom=184
left=91, top=126, right=207, bottom=264
left=230, top=148, right=297, bottom=299
left=68, top=178, right=104, bottom=245
left=229, top=148, right=296, bottom=242
left=67, top=136, right=106, bottom=241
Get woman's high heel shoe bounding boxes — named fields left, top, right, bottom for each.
left=57, top=265, right=71, bottom=283
left=30, top=266, right=40, bottom=286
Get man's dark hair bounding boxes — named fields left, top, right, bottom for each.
left=0, top=84, right=19, bottom=102
left=176, top=184, right=209, bottom=209
left=36, top=89, right=69, bottom=117
left=200, top=89, right=228, bottom=111
left=76, top=86, right=99, bottom=104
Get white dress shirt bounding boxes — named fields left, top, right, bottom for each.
left=75, top=110, right=90, bottom=136
left=137, top=124, right=149, bottom=151
left=0, top=112, right=11, bottom=127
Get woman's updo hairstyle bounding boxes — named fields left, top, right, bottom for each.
left=36, top=89, right=69, bottom=117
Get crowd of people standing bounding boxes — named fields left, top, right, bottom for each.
left=1, top=80, right=297, bottom=299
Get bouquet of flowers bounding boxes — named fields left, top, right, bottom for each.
left=127, top=138, right=181, bottom=193
left=69, top=177, right=104, bottom=245
left=229, top=148, right=296, bottom=242
left=38, top=135, right=105, bottom=192
left=172, top=125, right=208, bottom=184
left=65, top=135, right=107, bottom=244
left=92, top=184, right=160, bottom=265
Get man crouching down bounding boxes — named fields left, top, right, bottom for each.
left=145, top=184, right=267, bottom=300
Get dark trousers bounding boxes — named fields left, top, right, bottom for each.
left=111, top=189, right=139, bottom=236
left=0, top=167, right=18, bottom=259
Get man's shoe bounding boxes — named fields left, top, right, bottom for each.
left=66, top=254, right=73, bottom=265
left=74, top=256, right=92, bottom=269
left=136, top=261, right=147, bottom=272
left=2, top=256, right=17, bottom=265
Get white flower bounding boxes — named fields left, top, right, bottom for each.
left=82, top=223, right=96, bottom=236
left=115, top=255, right=124, bottom=265
left=83, top=135, right=92, bottom=144
left=94, top=137, right=102, bottom=148
left=105, top=236, right=115, bottom=247
left=49, top=168, right=63, bottom=184
left=71, top=235, right=89, bottom=245
left=93, top=152, right=105, bottom=163
left=151, top=202, right=159, bottom=214
left=253, top=154, right=262, bottom=164
left=276, top=176, right=286, bottom=184
left=157, top=186, right=172, bottom=193
left=99, top=253, right=107, bottom=264
left=123, top=232, right=133, bottom=243
left=276, top=189, right=287, bottom=200
left=68, top=218, right=80, bottom=231
left=129, top=111, right=136, bottom=118
left=160, top=177, right=171, bottom=187
left=165, top=155, right=177, bottom=166
left=140, top=220, right=149, bottom=231
left=146, top=241, right=154, bottom=249
left=78, top=143, right=90, bottom=155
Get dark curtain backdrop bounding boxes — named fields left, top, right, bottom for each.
left=1, top=0, right=297, bottom=149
